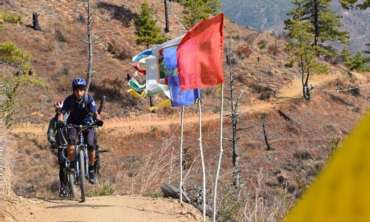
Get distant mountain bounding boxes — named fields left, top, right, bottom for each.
left=221, top=0, right=370, bottom=52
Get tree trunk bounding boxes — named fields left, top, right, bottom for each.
left=230, top=73, right=241, bottom=189
left=149, top=96, right=154, bottom=110
left=164, top=0, right=170, bottom=33
left=86, top=0, right=94, bottom=94
left=313, top=0, right=319, bottom=47
left=161, top=183, right=191, bottom=203
left=303, top=68, right=311, bottom=100
left=32, top=12, right=41, bottom=31
left=300, top=55, right=311, bottom=101
left=161, top=183, right=214, bottom=218
left=262, top=114, right=272, bottom=151
left=227, top=48, right=241, bottom=189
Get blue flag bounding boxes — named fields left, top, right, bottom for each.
left=163, top=47, right=200, bottom=107
left=163, top=47, right=178, bottom=71
left=167, top=75, right=200, bottom=107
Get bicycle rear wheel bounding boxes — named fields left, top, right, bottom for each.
left=79, top=149, right=86, bottom=202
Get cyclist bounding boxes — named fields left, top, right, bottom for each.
left=58, top=78, right=103, bottom=184
left=48, top=101, right=70, bottom=196
left=48, top=101, right=64, bottom=149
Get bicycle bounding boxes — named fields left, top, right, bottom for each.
left=58, top=122, right=100, bottom=202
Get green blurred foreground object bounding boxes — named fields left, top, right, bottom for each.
left=285, top=110, right=370, bottom=222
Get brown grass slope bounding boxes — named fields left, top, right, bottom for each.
left=1, top=0, right=314, bottom=123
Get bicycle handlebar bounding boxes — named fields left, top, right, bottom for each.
left=66, top=123, right=100, bottom=130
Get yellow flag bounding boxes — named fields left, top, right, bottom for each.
left=285, top=111, right=370, bottom=222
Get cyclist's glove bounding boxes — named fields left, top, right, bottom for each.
left=96, top=120, right=104, bottom=127
left=56, top=120, right=66, bottom=128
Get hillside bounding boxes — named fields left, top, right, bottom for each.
left=0, top=0, right=304, bottom=123
left=1, top=0, right=370, bottom=221
left=221, top=0, right=370, bottom=52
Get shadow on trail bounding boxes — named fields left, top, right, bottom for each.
left=120, top=204, right=178, bottom=216
left=46, top=203, right=114, bottom=209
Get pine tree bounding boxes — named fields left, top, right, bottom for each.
left=182, top=0, right=221, bottom=28
left=340, top=0, right=370, bottom=9
left=365, top=43, right=370, bottom=55
left=285, top=0, right=348, bottom=55
left=206, top=0, right=221, bottom=14
left=286, top=2, right=325, bottom=100
left=289, top=20, right=316, bottom=100
left=341, top=0, right=369, bottom=70
left=135, top=1, right=166, bottom=48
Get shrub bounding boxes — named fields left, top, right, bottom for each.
left=87, top=182, right=114, bottom=196
left=311, top=62, right=329, bottom=74
left=268, top=43, right=280, bottom=56
left=144, top=191, right=163, bottom=199
left=343, top=51, right=370, bottom=72
left=237, top=45, right=253, bottom=59
left=0, top=11, right=22, bottom=24
left=107, top=41, right=132, bottom=60
left=0, top=42, right=31, bottom=72
left=55, top=29, right=67, bottom=42
left=257, top=40, right=267, bottom=50
left=77, top=14, right=85, bottom=23
left=344, top=52, right=370, bottom=71
left=0, top=74, right=44, bottom=127
left=57, top=66, right=70, bottom=76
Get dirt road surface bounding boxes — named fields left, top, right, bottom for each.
left=2, top=195, right=200, bottom=222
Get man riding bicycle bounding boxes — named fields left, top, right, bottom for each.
left=48, top=101, right=70, bottom=196
left=58, top=78, right=103, bottom=186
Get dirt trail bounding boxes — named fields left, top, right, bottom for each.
left=3, top=195, right=201, bottom=222
left=9, top=71, right=345, bottom=136
left=0, top=124, right=201, bottom=222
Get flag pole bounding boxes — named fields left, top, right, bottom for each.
left=179, top=106, right=185, bottom=204
left=198, top=99, right=207, bottom=221
left=213, top=83, right=224, bottom=222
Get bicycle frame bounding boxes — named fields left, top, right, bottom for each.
left=76, top=130, right=89, bottom=181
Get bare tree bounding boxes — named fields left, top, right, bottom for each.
left=261, top=113, right=272, bottom=151
left=32, top=12, right=41, bottom=31
left=164, top=0, right=170, bottom=33
left=226, top=46, right=243, bottom=189
left=86, top=0, right=94, bottom=94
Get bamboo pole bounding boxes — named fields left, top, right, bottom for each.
left=198, top=99, right=206, bottom=221
left=213, top=84, right=224, bottom=222
left=179, top=106, right=185, bottom=204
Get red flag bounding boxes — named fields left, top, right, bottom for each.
left=177, top=14, right=224, bottom=89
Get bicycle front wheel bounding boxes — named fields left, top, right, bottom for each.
left=79, top=149, right=86, bottom=202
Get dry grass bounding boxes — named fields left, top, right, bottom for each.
left=6, top=84, right=370, bottom=220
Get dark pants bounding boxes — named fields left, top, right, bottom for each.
left=67, top=127, right=96, bottom=150
left=67, top=127, right=97, bottom=168
left=55, top=127, right=68, bottom=188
